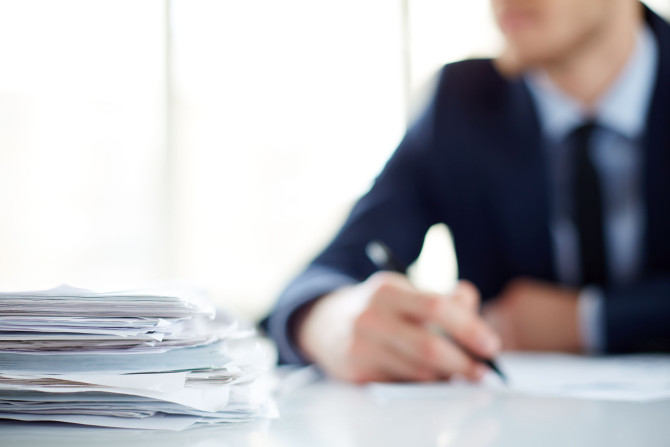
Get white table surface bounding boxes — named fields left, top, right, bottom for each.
left=3, top=374, right=670, bottom=447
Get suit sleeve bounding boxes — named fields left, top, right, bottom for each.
left=261, top=72, right=448, bottom=364
left=604, top=279, right=670, bottom=352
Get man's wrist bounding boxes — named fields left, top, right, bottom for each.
left=291, top=300, right=319, bottom=363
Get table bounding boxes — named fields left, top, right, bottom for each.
left=3, top=377, right=670, bottom=446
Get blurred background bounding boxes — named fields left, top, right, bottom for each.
left=1, top=0, right=668, bottom=321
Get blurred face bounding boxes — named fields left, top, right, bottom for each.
left=491, top=0, right=617, bottom=67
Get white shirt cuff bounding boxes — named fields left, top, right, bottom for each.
left=577, top=286, right=606, bottom=354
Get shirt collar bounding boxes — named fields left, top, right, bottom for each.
left=525, top=25, right=658, bottom=141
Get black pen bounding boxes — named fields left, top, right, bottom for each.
left=365, top=239, right=507, bottom=383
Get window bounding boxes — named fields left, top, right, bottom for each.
left=1, top=0, right=667, bottom=319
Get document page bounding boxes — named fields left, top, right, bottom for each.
left=369, top=353, right=670, bottom=402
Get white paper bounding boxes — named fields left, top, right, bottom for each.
left=0, top=412, right=205, bottom=431
left=0, top=371, right=189, bottom=392
left=0, top=284, right=274, bottom=429
left=0, top=284, right=215, bottom=319
left=369, top=353, right=670, bottom=402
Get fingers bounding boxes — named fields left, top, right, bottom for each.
left=429, top=283, right=501, bottom=359
left=364, top=272, right=499, bottom=363
left=365, top=272, right=441, bottom=321
left=481, top=300, right=521, bottom=351
left=431, top=300, right=501, bottom=358
left=385, top=316, right=488, bottom=380
left=451, top=281, right=480, bottom=312
left=319, top=272, right=499, bottom=383
left=353, top=307, right=488, bottom=381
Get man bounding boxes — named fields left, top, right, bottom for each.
left=263, top=0, right=670, bottom=383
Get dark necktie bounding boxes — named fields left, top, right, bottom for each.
left=572, top=121, right=608, bottom=286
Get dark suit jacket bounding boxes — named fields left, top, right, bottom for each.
left=264, top=6, right=670, bottom=364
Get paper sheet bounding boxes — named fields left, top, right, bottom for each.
left=0, top=412, right=206, bottom=431
left=0, top=284, right=275, bottom=430
left=369, top=353, right=670, bottom=402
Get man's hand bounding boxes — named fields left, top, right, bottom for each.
left=482, top=278, right=582, bottom=352
left=295, top=272, right=501, bottom=383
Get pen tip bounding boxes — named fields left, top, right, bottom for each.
left=485, top=360, right=507, bottom=384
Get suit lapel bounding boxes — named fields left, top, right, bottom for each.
left=484, top=76, right=557, bottom=282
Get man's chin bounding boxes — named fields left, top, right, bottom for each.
left=495, top=45, right=561, bottom=77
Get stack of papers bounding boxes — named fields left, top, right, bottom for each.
left=0, top=285, right=275, bottom=430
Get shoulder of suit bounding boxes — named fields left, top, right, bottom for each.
left=441, top=59, right=500, bottom=79
left=432, top=58, right=516, bottom=109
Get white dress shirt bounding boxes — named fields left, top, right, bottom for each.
left=524, top=26, right=658, bottom=352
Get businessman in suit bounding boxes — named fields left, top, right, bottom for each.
left=263, top=0, right=670, bottom=382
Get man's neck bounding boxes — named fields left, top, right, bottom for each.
left=543, top=2, right=644, bottom=108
